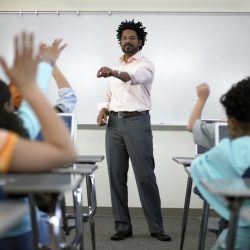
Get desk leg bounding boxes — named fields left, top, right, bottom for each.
left=86, top=172, right=97, bottom=250
left=198, top=201, right=209, bottom=250
left=71, top=184, right=84, bottom=250
left=226, top=197, right=243, bottom=250
left=28, top=194, right=40, bottom=250
left=179, top=176, right=193, bottom=250
left=61, top=196, right=70, bottom=235
left=48, top=193, right=64, bottom=250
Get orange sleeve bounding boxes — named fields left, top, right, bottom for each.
left=0, top=131, right=18, bottom=173
left=9, top=82, right=23, bottom=110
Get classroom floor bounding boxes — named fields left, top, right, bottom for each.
left=67, top=215, right=217, bottom=250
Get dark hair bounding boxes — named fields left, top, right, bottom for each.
left=116, top=19, right=147, bottom=50
left=220, top=77, right=250, bottom=123
left=0, top=80, right=29, bottom=138
left=0, top=79, right=11, bottom=107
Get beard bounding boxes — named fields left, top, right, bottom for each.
left=121, top=44, right=139, bottom=54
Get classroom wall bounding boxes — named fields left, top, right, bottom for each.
left=0, top=0, right=250, bottom=12
left=1, top=0, right=247, bottom=209
left=74, top=128, right=204, bottom=209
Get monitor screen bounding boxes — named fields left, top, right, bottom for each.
left=215, top=122, right=229, bottom=145
left=36, top=113, right=76, bottom=142
left=195, top=119, right=228, bottom=156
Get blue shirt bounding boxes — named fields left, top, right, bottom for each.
left=54, top=87, right=77, bottom=113
left=191, top=136, right=250, bottom=227
left=17, top=62, right=53, bottom=139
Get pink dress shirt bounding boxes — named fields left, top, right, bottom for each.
left=98, top=51, right=155, bottom=112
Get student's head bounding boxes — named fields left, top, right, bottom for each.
left=220, top=77, right=250, bottom=138
left=0, top=79, right=29, bottom=138
left=116, top=19, right=147, bottom=53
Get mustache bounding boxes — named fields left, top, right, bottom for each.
left=124, top=43, right=133, bottom=47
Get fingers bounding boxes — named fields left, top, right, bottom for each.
left=27, top=33, right=34, bottom=57
left=51, top=38, right=67, bottom=52
left=15, top=32, right=34, bottom=58
left=97, top=68, right=102, bottom=77
left=97, top=67, right=112, bottom=78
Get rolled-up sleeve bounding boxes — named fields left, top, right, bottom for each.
left=55, top=88, right=77, bottom=113
left=193, top=120, right=215, bottom=149
left=127, top=60, right=154, bottom=86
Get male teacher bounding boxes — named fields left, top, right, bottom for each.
left=96, top=19, right=171, bottom=242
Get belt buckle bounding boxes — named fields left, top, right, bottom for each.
left=118, top=112, right=123, bottom=118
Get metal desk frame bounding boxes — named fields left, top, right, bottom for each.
left=0, top=173, right=85, bottom=250
left=173, top=157, right=209, bottom=250
left=61, top=155, right=104, bottom=250
left=201, top=178, right=250, bottom=250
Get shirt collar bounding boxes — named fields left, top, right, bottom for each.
left=119, top=51, right=143, bottom=63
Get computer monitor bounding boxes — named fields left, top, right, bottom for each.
left=195, top=120, right=229, bottom=156
left=215, top=122, right=229, bottom=145
left=57, top=113, right=76, bottom=140
left=36, top=113, right=77, bottom=145
left=195, top=119, right=220, bottom=156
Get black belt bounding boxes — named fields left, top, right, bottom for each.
left=109, top=110, right=149, bottom=118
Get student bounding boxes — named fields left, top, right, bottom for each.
left=10, top=43, right=77, bottom=114
left=190, top=77, right=250, bottom=249
left=0, top=32, right=76, bottom=250
left=187, top=82, right=215, bottom=149
left=187, top=83, right=229, bottom=234
left=96, top=19, right=171, bottom=241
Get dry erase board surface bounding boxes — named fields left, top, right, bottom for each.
left=0, top=12, right=250, bottom=125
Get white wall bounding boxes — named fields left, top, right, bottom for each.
left=73, top=128, right=203, bottom=209
left=0, top=0, right=250, bottom=12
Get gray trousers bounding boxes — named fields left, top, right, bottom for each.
left=105, top=112, right=164, bottom=233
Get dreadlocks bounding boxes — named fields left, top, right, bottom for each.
left=116, top=19, right=147, bottom=50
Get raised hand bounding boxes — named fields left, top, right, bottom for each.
left=0, top=32, right=37, bottom=93
left=196, top=83, right=210, bottom=101
left=38, top=39, right=67, bottom=66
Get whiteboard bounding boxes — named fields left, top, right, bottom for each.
left=0, top=12, right=250, bottom=125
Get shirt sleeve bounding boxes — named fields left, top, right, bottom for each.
left=0, top=131, right=18, bottom=173
left=126, top=60, right=155, bottom=86
left=97, top=84, right=112, bottom=111
left=17, top=62, right=53, bottom=140
left=54, top=87, right=77, bottom=113
left=193, top=120, right=215, bottom=149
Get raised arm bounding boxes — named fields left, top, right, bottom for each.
left=187, top=83, right=210, bottom=132
left=0, top=32, right=75, bottom=172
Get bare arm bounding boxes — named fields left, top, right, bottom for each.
left=187, top=83, right=210, bottom=132
left=0, top=32, right=75, bottom=172
left=52, top=64, right=72, bottom=89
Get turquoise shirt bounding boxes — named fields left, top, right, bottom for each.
left=191, top=136, right=250, bottom=227
left=1, top=62, right=53, bottom=238
left=17, top=62, right=53, bottom=139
